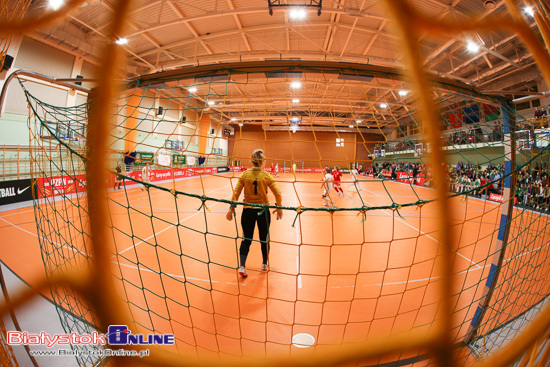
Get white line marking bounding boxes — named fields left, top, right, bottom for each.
left=114, top=185, right=230, bottom=257
left=0, top=216, right=89, bottom=257
left=504, top=241, right=550, bottom=262
left=362, top=189, right=483, bottom=269
left=114, top=258, right=492, bottom=289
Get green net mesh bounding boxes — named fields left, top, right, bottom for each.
left=21, top=64, right=550, bottom=365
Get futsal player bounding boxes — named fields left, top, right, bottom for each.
left=114, top=161, right=124, bottom=190
left=322, top=167, right=334, bottom=207
left=333, top=166, right=344, bottom=196
left=141, top=162, right=150, bottom=191
left=350, top=166, right=360, bottom=190
left=226, top=149, right=283, bottom=278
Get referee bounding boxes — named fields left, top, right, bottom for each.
left=226, top=149, right=283, bottom=278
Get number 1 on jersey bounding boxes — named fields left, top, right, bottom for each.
left=253, top=179, right=258, bottom=195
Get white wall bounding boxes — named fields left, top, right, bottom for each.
left=0, top=36, right=226, bottom=162
left=14, top=37, right=75, bottom=78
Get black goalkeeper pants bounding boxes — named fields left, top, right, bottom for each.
left=239, top=208, right=271, bottom=267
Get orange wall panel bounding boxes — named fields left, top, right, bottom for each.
left=228, top=127, right=379, bottom=168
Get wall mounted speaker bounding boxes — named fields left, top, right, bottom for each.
left=2, top=55, right=13, bottom=71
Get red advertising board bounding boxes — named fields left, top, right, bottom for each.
left=488, top=193, right=503, bottom=202
left=396, top=172, right=425, bottom=186
left=36, top=167, right=429, bottom=199
left=37, top=167, right=222, bottom=198
left=36, top=174, right=88, bottom=198
left=448, top=103, right=463, bottom=128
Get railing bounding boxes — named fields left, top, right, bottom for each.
left=525, top=116, right=550, bottom=129
left=0, top=145, right=32, bottom=181
left=0, top=145, right=229, bottom=182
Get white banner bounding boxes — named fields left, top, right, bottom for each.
left=157, top=153, right=171, bottom=166
left=187, top=156, right=196, bottom=166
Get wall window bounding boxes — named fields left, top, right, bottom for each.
left=336, top=138, right=344, bottom=147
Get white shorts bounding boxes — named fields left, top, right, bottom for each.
left=323, top=184, right=333, bottom=197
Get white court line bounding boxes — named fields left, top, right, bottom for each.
left=114, top=185, right=230, bottom=257
left=115, top=261, right=302, bottom=289
left=359, top=186, right=482, bottom=269
left=0, top=216, right=89, bottom=257
left=0, top=207, right=37, bottom=218
left=113, top=254, right=493, bottom=290
left=504, top=241, right=550, bottom=263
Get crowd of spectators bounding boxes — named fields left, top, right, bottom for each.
left=365, top=161, right=425, bottom=180
left=376, top=123, right=504, bottom=155
left=374, top=140, right=422, bottom=154
left=446, top=123, right=503, bottom=145
left=364, top=160, right=550, bottom=212
left=516, top=162, right=550, bottom=211
left=448, top=161, right=504, bottom=197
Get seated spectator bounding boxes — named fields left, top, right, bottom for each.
left=544, top=184, right=550, bottom=211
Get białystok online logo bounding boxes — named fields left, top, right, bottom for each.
left=7, top=325, right=175, bottom=347
left=106, top=326, right=174, bottom=345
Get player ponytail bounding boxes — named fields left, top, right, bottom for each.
left=251, top=149, right=265, bottom=167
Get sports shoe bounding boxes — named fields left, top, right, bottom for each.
left=261, top=263, right=268, bottom=271
left=238, top=267, right=248, bottom=278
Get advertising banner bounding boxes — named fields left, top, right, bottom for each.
left=488, top=193, right=503, bottom=202
left=134, top=152, right=155, bottom=166
left=0, top=179, right=36, bottom=205
left=463, top=104, right=480, bottom=124
left=36, top=174, right=87, bottom=198
left=157, top=153, right=171, bottom=167
left=396, top=172, right=425, bottom=186
left=172, top=154, right=186, bottom=165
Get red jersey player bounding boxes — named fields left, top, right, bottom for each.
left=333, top=166, right=344, bottom=196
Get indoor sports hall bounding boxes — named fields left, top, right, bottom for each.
left=0, top=1, right=549, bottom=367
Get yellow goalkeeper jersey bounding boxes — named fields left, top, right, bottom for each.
left=232, top=168, right=282, bottom=207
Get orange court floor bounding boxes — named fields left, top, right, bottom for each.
left=0, top=171, right=549, bottom=365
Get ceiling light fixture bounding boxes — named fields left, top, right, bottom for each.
left=356, top=119, right=362, bottom=124
left=239, top=123, right=243, bottom=127
left=115, top=37, right=128, bottom=45
left=207, top=100, right=215, bottom=106
left=466, top=40, right=480, bottom=53
left=524, top=6, right=535, bottom=17
left=483, top=0, right=496, bottom=9
left=231, top=117, right=237, bottom=121
left=289, top=8, right=307, bottom=20
left=188, top=86, right=197, bottom=93
left=48, top=0, right=64, bottom=10
left=291, top=125, right=298, bottom=133
left=398, top=90, right=408, bottom=97
left=290, top=81, right=302, bottom=89
left=291, top=117, right=300, bottom=122
left=349, top=125, right=354, bottom=128
left=292, top=98, right=300, bottom=103
left=380, top=103, right=388, bottom=109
